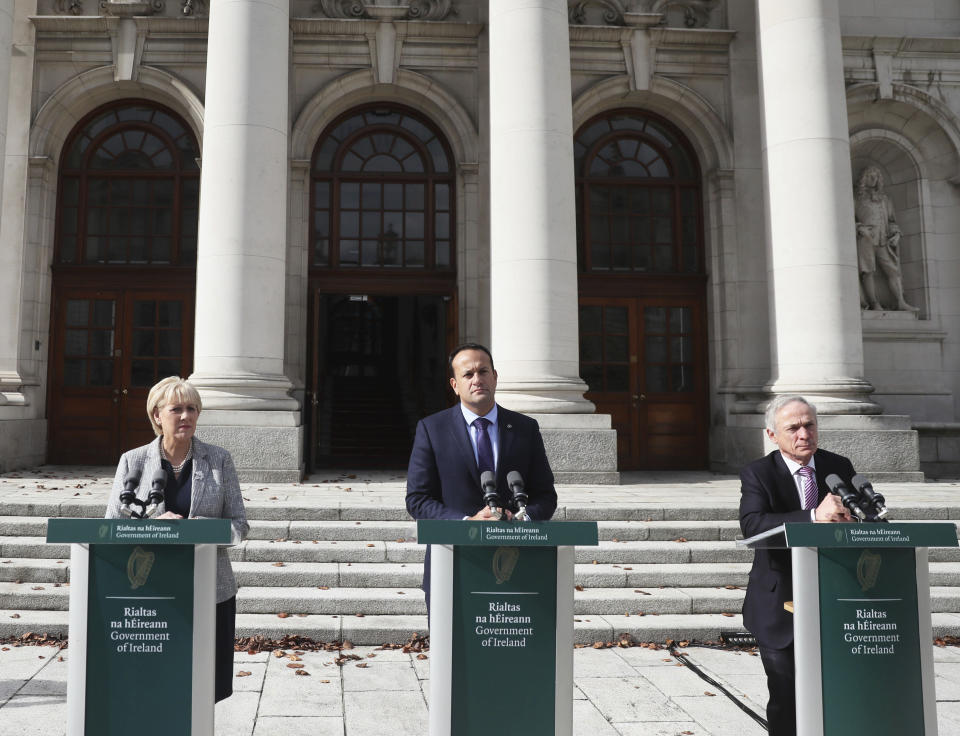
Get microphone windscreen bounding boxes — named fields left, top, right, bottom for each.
left=123, top=472, right=140, bottom=491
left=480, top=470, right=496, bottom=490
left=151, top=468, right=167, bottom=490
left=851, top=473, right=870, bottom=490
left=824, top=473, right=846, bottom=493
left=506, top=471, right=524, bottom=491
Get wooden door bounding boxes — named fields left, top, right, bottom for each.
left=579, top=296, right=707, bottom=469
left=48, top=289, right=193, bottom=464
left=48, top=290, right=122, bottom=464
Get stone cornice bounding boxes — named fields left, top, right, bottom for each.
left=30, top=14, right=207, bottom=32
left=568, top=24, right=734, bottom=48
left=843, top=35, right=960, bottom=55
left=290, top=17, right=481, bottom=38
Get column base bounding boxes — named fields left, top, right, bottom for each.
left=495, top=377, right=596, bottom=414
left=196, top=410, right=303, bottom=482
left=718, top=413, right=922, bottom=481
left=189, top=372, right=300, bottom=411
left=529, top=413, right=619, bottom=484
left=0, top=418, right=47, bottom=472
left=761, top=378, right=881, bottom=415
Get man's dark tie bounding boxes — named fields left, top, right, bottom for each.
left=473, top=417, right=495, bottom=473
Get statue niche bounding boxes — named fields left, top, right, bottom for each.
left=854, top=165, right=918, bottom=312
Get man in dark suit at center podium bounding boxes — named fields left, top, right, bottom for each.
left=405, top=342, right=557, bottom=604
left=739, top=395, right=857, bottom=736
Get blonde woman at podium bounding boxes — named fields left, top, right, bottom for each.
left=105, top=376, right=249, bottom=702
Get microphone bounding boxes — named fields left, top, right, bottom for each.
left=825, top=474, right=867, bottom=521
left=507, top=471, right=530, bottom=521
left=143, top=469, right=167, bottom=518
left=119, top=472, right=141, bottom=518
left=851, top=474, right=889, bottom=521
left=480, top=470, right=503, bottom=520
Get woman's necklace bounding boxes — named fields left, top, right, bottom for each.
left=160, top=437, right=193, bottom=475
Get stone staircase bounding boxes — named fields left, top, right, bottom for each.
left=2, top=496, right=960, bottom=644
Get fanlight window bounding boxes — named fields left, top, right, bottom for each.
left=311, top=107, right=454, bottom=270
left=57, top=103, right=200, bottom=266
left=575, top=111, right=702, bottom=274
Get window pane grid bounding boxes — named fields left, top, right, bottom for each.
left=311, top=107, right=454, bottom=271
left=575, top=112, right=701, bottom=275
left=579, top=305, right=629, bottom=393
left=57, top=105, right=200, bottom=266
left=130, top=300, right=183, bottom=387
left=643, top=306, right=693, bottom=393
left=62, top=299, right=116, bottom=387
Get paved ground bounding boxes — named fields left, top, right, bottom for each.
left=2, top=641, right=960, bottom=735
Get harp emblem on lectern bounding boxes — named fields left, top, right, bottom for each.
left=492, top=546, right=519, bottom=584
left=857, top=549, right=882, bottom=592
left=127, top=546, right=155, bottom=590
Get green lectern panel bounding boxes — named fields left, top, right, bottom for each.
left=451, top=545, right=558, bottom=736
left=85, top=544, right=195, bottom=735
left=818, top=548, right=923, bottom=736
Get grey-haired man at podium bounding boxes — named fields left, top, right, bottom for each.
left=739, top=395, right=856, bottom=736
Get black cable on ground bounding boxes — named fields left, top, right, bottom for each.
left=668, top=643, right=768, bottom=731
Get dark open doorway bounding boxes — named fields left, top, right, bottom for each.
left=307, top=292, right=454, bottom=469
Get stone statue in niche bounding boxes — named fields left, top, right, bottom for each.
left=854, top=166, right=917, bottom=311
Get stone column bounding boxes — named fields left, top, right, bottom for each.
left=487, top=0, right=617, bottom=483
left=0, top=0, right=11, bottom=190
left=0, top=0, right=21, bottom=400
left=488, top=0, right=592, bottom=414
left=191, top=0, right=301, bottom=479
left=755, top=0, right=876, bottom=413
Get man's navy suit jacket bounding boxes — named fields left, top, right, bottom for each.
left=405, top=403, right=557, bottom=522
left=739, top=448, right=856, bottom=650
left=406, top=404, right=557, bottom=602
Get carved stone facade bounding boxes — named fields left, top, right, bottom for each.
left=568, top=0, right=721, bottom=28
left=314, top=0, right=454, bottom=20
left=6, top=0, right=960, bottom=478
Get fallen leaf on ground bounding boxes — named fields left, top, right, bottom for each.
left=236, top=671, right=252, bottom=678
left=295, top=669, right=311, bottom=676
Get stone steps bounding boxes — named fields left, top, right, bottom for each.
left=3, top=501, right=960, bottom=644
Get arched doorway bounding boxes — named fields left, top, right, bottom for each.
left=47, top=101, right=199, bottom=463
left=575, top=109, right=708, bottom=469
left=308, top=105, right=456, bottom=468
